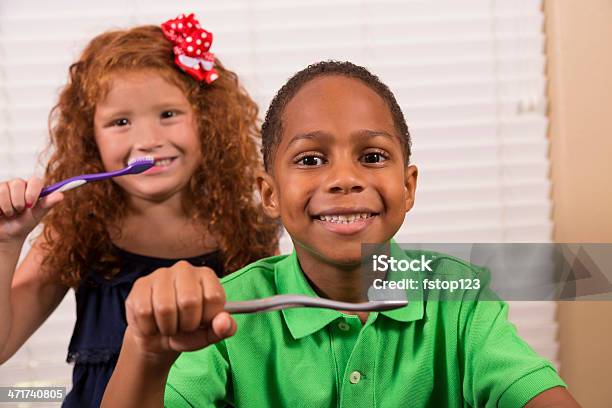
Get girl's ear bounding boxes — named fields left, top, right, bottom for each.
left=257, top=170, right=281, bottom=219
left=404, top=164, right=418, bottom=213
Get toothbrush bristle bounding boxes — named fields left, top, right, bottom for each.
left=128, top=156, right=154, bottom=165
left=126, top=156, right=155, bottom=174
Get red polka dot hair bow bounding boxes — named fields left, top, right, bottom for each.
left=161, top=13, right=219, bottom=84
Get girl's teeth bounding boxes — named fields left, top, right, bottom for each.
left=155, top=158, right=173, bottom=166
left=319, top=213, right=373, bottom=223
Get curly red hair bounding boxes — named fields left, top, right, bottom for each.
left=40, top=25, right=280, bottom=287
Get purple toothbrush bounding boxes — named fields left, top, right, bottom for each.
left=39, top=156, right=155, bottom=198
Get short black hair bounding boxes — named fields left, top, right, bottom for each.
left=261, top=60, right=411, bottom=171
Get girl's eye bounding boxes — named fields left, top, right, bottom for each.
left=112, top=118, right=129, bottom=127
left=362, top=151, right=388, bottom=164
left=161, top=110, right=177, bottom=119
left=296, top=155, right=325, bottom=166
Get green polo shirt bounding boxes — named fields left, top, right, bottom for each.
left=164, top=245, right=565, bottom=407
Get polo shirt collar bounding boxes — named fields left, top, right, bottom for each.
left=275, top=251, right=342, bottom=339
left=379, top=239, right=425, bottom=322
left=274, top=241, right=424, bottom=339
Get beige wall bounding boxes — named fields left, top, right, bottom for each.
left=545, top=0, right=612, bottom=407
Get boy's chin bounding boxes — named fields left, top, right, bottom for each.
left=316, top=247, right=365, bottom=268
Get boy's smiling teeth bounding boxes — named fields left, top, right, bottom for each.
left=318, top=213, right=373, bottom=223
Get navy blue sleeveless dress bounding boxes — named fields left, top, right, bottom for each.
left=62, top=246, right=223, bottom=407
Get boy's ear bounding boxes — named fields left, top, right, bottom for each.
left=404, top=164, right=418, bottom=213
left=256, top=170, right=281, bottom=219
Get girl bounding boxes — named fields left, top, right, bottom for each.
left=0, top=13, right=279, bottom=407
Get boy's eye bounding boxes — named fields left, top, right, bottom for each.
left=362, top=151, right=388, bottom=164
left=296, top=155, right=325, bottom=166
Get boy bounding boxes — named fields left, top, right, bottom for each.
left=103, top=61, right=579, bottom=407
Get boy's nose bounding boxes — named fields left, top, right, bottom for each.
left=326, top=162, right=365, bottom=194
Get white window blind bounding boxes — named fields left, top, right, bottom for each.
left=0, top=0, right=558, bottom=396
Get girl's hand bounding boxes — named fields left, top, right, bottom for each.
left=0, top=177, right=64, bottom=245
left=125, top=262, right=236, bottom=362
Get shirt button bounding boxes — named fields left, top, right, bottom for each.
left=349, top=371, right=362, bottom=384
left=338, top=322, right=350, bottom=331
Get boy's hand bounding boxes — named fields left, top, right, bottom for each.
left=125, top=262, right=236, bottom=362
left=0, top=177, right=63, bottom=245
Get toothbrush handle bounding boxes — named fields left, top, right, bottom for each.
left=224, top=295, right=408, bottom=314
left=40, top=178, right=88, bottom=197
left=39, top=168, right=130, bottom=198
